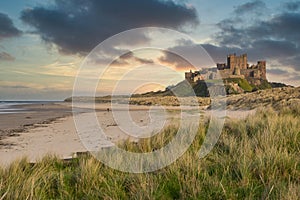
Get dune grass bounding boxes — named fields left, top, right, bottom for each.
left=0, top=107, right=299, bottom=199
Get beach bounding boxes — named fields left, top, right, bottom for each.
left=0, top=102, right=256, bottom=167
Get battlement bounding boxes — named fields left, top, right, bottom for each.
left=185, top=53, right=267, bottom=84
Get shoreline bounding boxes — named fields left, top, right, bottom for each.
left=0, top=102, right=256, bottom=167
left=0, top=102, right=73, bottom=132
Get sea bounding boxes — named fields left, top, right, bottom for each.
left=0, top=101, right=62, bottom=114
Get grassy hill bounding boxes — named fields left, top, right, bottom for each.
left=65, top=78, right=289, bottom=104
left=134, top=78, right=275, bottom=98
left=1, top=106, right=299, bottom=199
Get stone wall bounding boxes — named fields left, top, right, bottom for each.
left=227, top=53, right=247, bottom=70
left=185, top=54, right=267, bottom=84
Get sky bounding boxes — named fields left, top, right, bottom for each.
left=0, top=0, right=299, bottom=100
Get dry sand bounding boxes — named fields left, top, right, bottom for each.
left=0, top=102, right=256, bottom=167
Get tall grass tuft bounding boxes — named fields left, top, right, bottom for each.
left=0, top=107, right=299, bottom=199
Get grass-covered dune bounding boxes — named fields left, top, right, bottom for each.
left=1, top=106, right=299, bottom=199
left=65, top=87, right=300, bottom=111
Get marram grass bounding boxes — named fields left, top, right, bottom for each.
left=0, top=107, right=299, bottom=199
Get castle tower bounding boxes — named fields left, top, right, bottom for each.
left=241, top=54, right=247, bottom=69
left=234, top=66, right=241, bottom=76
left=257, top=61, right=267, bottom=80
left=199, top=54, right=267, bottom=81
left=227, top=53, right=248, bottom=72
left=227, top=54, right=236, bottom=71
left=185, top=70, right=194, bottom=82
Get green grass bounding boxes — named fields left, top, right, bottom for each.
left=226, top=78, right=254, bottom=92
left=252, top=80, right=272, bottom=91
left=0, top=107, right=299, bottom=199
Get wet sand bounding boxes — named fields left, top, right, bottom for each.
left=0, top=103, right=172, bottom=166
left=0, top=102, right=256, bottom=167
left=0, top=103, right=73, bottom=132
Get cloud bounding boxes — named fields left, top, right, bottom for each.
left=211, top=0, right=300, bottom=74
left=202, top=41, right=300, bottom=69
left=21, top=0, right=199, bottom=55
left=159, top=51, right=194, bottom=70
left=117, top=51, right=154, bottom=65
left=0, top=51, right=15, bottom=61
left=233, top=0, right=266, bottom=15
left=283, top=1, right=300, bottom=11
left=278, top=54, right=300, bottom=71
left=0, top=85, right=30, bottom=89
left=0, top=80, right=73, bottom=100
left=251, top=40, right=298, bottom=58
left=0, top=13, right=22, bottom=40
left=134, top=57, right=154, bottom=65
left=288, top=74, right=300, bottom=82
left=215, top=2, right=300, bottom=48
left=158, top=42, right=247, bottom=70
left=267, top=68, right=288, bottom=75
left=214, top=0, right=268, bottom=48
left=158, top=39, right=216, bottom=70
left=201, top=44, right=244, bottom=63
left=260, top=13, right=300, bottom=42
left=108, top=51, right=154, bottom=67
left=162, top=41, right=300, bottom=86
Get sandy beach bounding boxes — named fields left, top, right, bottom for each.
left=0, top=102, right=256, bottom=167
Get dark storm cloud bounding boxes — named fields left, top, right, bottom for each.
left=212, top=0, right=300, bottom=72
left=0, top=51, right=15, bottom=61
left=0, top=13, right=22, bottom=40
left=251, top=40, right=298, bottom=58
left=233, top=0, right=266, bottom=15
left=216, top=1, right=300, bottom=47
left=21, top=0, right=199, bottom=55
left=284, top=1, right=300, bottom=11
left=223, top=19, right=299, bottom=67
left=261, top=13, right=300, bottom=42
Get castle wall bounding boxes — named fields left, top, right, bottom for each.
left=185, top=72, right=193, bottom=82
left=257, top=61, right=266, bottom=80
left=227, top=54, right=247, bottom=70
left=227, top=54, right=235, bottom=71
left=219, top=69, right=232, bottom=79
left=242, top=54, right=247, bottom=69
left=185, top=54, right=267, bottom=83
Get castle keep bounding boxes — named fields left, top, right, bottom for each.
left=185, top=53, right=267, bottom=84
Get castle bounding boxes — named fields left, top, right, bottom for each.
left=185, top=53, right=267, bottom=85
